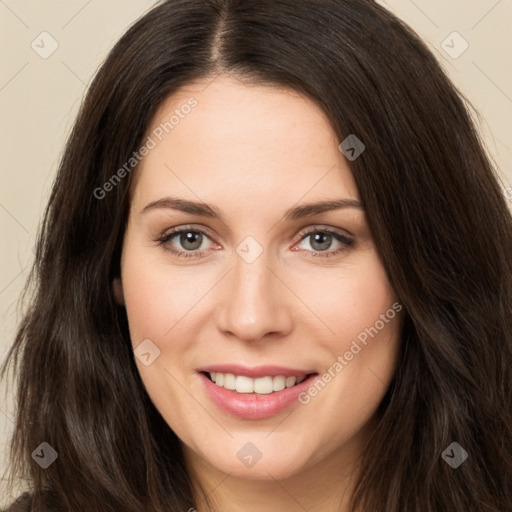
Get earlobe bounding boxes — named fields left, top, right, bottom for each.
left=112, top=277, right=125, bottom=305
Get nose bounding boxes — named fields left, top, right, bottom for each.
left=215, top=247, right=294, bottom=343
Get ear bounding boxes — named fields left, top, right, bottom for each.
left=112, top=277, right=125, bottom=305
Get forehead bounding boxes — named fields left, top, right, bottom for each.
left=131, top=75, right=360, bottom=209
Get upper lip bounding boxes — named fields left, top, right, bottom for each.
left=196, top=364, right=317, bottom=379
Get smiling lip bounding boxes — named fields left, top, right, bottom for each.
left=196, top=364, right=318, bottom=420
left=196, top=364, right=314, bottom=379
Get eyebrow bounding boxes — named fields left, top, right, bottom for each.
left=141, top=196, right=364, bottom=221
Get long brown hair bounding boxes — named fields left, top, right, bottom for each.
left=2, top=0, right=511, bottom=510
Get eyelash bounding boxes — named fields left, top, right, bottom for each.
left=155, top=225, right=354, bottom=260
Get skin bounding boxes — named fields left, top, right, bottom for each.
left=116, top=75, right=403, bottom=512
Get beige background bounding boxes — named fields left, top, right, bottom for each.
left=1, top=0, right=511, bottom=505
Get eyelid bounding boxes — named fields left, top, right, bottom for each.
left=296, top=225, right=354, bottom=241
left=155, top=224, right=219, bottom=255
left=291, top=225, right=354, bottom=258
left=157, top=224, right=218, bottom=243
left=155, top=224, right=354, bottom=259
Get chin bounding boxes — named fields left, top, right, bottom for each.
left=191, top=434, right=319, bottom=481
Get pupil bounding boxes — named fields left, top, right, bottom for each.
left=181, top=231, right=202, bottom=250
left=312, top=233, right=331, bottom=251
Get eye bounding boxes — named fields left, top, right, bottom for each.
left=294, top=228, right=354, bottom=258
left=155, top=226, right=217, bottom=259
left=155, top=225, right=354, bottom=260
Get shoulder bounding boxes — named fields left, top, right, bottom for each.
left=2, top=493, right=32, bottom=512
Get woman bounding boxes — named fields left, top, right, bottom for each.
left=2, top=0, right=511, bottom=510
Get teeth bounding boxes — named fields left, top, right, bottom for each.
left=285, top=376, right=296, bottom=387
left=209, top=372, right=307, bottom=394
left=236, top=375, right=254, bottom=393
left=254, top=376, right=273, bottom=394
left=273, top=375, right=286, bottom=391
left=223, top=373, right=236, bottom=390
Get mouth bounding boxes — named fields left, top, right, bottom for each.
left=196, top=365, right=319, bottom=420
left=203, top=371, right=310, bottom=394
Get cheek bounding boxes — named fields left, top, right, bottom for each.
left=120, top=251, right=209, bottom=438
left=294, top=251, right=401, bottom=422
left=291, top=250, right=398, bottom=342
left=333, top=258, right=401, bottom=389
left=121, top=250, right=209, bottom=344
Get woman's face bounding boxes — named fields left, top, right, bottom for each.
left=118, top=75, right=402, bottom=481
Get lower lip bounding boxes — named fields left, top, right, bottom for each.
left=199, top=372, right=318, bottom=420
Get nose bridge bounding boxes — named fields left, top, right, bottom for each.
left=233, top=249, right=271, bottom=304
left=216, top=239, right=292, bottom=341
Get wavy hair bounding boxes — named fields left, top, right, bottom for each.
left=2, top=0, right=511, bottom=510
